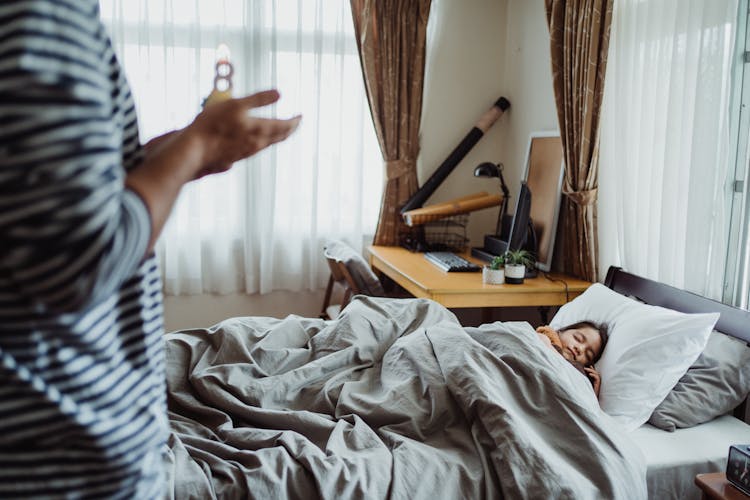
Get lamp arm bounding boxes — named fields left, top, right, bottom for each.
left=494, top=167, right=511, bottom=236
left=497, top=168, right=510, bottom=199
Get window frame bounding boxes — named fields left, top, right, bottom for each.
left=725, top=0, right=750, bottom=307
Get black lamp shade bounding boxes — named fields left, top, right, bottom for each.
left=473, top=161, right=509, bottom=237
left=474, top=162, right=501, bottom=178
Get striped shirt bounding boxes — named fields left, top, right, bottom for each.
left=0, top=1, right=166, bottom=498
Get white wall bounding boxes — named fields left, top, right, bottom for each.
left=421, top=0, right=558, bottom=246
left=500, top=0, right=559, bottom=214
left=419, top=0, right=509, bottom=244
left=163, top=290, right=324, bottom=332
left=163, top=0, right=558, bottom=331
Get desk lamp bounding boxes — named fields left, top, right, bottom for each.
left=473, top=162, right=510, bottom=236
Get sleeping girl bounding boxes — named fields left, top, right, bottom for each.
left=535, top=321, right=609, bottom=397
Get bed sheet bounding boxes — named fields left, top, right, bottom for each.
left=163, top=296, right=646, bottom=499
left=630, top=415, right=750, bottom=499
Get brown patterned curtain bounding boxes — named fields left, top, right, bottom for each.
left=350, top=0, right=431, bottom=245
left=546, top=0, right=613, bottom=282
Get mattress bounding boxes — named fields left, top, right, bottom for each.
left=629, top=415, right=750, bottom=499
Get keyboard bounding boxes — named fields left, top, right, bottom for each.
left=423, top=252, right=481, bottom=272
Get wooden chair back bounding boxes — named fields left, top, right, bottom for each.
left=320, top=256, right=363, bottom=319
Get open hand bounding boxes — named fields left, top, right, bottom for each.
left=124, top=90, right=301, bottom=254
left=187, top=89, right=302, bottom=179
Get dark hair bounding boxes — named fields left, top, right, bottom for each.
left=559, top=320, right=609, bottom=365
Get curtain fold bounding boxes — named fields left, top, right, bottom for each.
left=546, top=0, right=613, bottom=282
left=598, top=0, right=737, bottom=299
left=100, top=0, right=381, bottom=296
left=350, top=0, right=431, bottom=246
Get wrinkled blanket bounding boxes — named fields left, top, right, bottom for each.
left=164, top=296, right=646, bottom=499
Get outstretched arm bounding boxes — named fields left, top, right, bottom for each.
left=126, top=90, right=301, bottom=253
left=2, top=73, right=298, bottom=315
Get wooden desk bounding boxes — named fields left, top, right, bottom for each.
left=368, top=245, right=590, bottom=310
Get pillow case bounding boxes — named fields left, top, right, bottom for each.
left=550, top=283, right=719, bottom=431
left=648, top=330, right=750, bottom=431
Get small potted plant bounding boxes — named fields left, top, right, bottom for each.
left=503, top=249, right=535, bottom=284
left=482, top=254, right=505, bottom=285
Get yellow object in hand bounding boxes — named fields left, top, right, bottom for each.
left=203, top=88, right=233, bottom=107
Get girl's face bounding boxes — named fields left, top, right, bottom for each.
left=559, top=325, right=602, bottom=366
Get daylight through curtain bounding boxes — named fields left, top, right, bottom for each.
left=598, top=0, right=737, bottom=298
left=100, top=0, right=381, bottom=295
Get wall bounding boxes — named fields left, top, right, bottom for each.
left=420, top=0, right=558, bottom=247
left=163, top=290, right=324, bottom=332
left=419, top=0, right=509, bottom=245
left=163, top=0, right=559, bottom=331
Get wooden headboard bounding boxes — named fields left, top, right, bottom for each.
left=604, top=266, right=750, bottom=345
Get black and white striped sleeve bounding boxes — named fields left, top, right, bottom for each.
left=0, top=1, right=151, bottom=314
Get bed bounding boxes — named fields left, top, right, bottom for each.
left=603, top=267, right=750, bottom=499
left=162, top=266, right=750, bottom=499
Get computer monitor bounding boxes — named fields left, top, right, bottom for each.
left=507, top=182, right=532, bottom=252
left=471, top=132, right=562, bottom=266
left=470, top=182, right=534, bottom=260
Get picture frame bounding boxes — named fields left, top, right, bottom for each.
left=522, top=131, right=565, bottom=272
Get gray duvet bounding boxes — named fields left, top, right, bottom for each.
left=164, top=296, right=646, bottom=499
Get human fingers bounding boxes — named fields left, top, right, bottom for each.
left=267, top=114, right=302, bottom=135
left=235, top=89, right=282, bottom=111
left=194, top=115, right=301, bottom=173
left=268, top=115, right=302, bottom=142
left=242, top=115, right=301, bottom=151
left=192, top=91, right=282, bottom=136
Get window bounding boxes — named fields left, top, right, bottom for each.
left=726, top=0, right=750, bottom=308
left=100, top=0, right=382, bottom=295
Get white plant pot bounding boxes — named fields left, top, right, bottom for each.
left=482, top=266, right=505, bottom=285
left=504, top=264, right=526, bottom=284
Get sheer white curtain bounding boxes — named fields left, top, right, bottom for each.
left=599, top=0, right=738, bottom=299
left=99, top=0, right=381, bottom=295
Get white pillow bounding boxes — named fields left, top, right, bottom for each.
left=550, top=283, right=718, bottom=431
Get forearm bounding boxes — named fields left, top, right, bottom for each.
left=125, top=129, right=205, bottom=254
